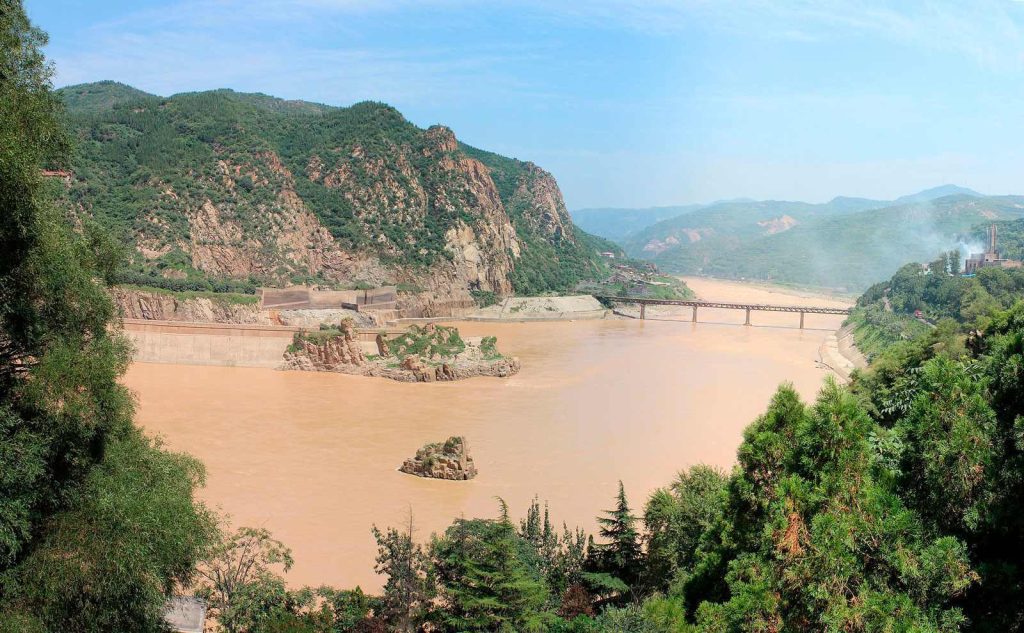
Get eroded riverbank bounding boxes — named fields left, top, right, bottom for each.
left=125, top=279, right=852, bottom=591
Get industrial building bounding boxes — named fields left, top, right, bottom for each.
left=965, top=224, right=1023, bottom=274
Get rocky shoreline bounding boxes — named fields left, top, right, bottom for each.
left=281, top=322, right=520, bottom=382
left=819, top=323, right=868, bottom=382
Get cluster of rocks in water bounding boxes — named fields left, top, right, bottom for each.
left=281, top=321, right=520, bottom=382
left=399, top=436, right=478, bottom=480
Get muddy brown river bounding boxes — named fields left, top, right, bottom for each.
left=124, top=278, right=851, bottom=591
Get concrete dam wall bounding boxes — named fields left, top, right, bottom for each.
left=123, top=319, right=301, bottom=368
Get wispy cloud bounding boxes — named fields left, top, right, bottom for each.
left=518, top=0, right=1024, bottom=69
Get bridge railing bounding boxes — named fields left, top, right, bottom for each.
left=595, top=296, right=850, bottom=328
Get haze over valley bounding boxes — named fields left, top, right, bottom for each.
left=573, top=184, right=1024, bottom=290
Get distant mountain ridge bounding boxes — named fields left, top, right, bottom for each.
left=572, top=185, right=1019, bottom=290
left=56, top=81, right=618, bottom=306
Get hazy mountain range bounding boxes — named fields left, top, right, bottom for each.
left=570, top=185, right=1023, bottom=290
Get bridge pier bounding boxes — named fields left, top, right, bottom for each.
left=692, top=306, right=698, bottom=323
left=799, top=311, right=805, bottom=329
left=744, top=307, right=751, bottom=326
left=640, top=303, right=646, bottom=320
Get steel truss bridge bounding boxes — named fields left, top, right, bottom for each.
left=595, top=297, right=851, bottom=328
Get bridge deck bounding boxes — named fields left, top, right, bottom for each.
left=595, top=297, right=850, bottom=315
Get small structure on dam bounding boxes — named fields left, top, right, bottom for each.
left=965, top=224, right=1022, bottom=274
left=260, top=285, right=397, bottom=312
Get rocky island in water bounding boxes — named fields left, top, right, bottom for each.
left=399, top=436, right=478, bottom=480
left=282, top=320, right=520, bottom=382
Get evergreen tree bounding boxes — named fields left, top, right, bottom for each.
left=588, top=481, right=642, bottom=592
left=431, top=506, right=551, bottom=632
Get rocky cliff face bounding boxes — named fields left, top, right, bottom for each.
left=511, top=162, right=577, bottom=245
left=111, top=287, right=267, bottom=323
left=283, top=326, right=367, bottom=371
left=60, top=84, right=613, bottom=303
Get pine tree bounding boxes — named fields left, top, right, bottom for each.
left=431, top=505, right=551, bottom=631
left=591, top=481, right=642, bottom=591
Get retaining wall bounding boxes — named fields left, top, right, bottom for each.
left=123, top=319, right=300, bottom=368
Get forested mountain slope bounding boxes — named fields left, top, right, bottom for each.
left=571, top=204, right=702, bottom=242
left=56, top=82, right=618, bottom=300
left=620, top=192, right=1024, bottom=290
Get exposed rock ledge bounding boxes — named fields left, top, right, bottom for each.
left=281, top=322, right=520, bottom=382
left=399, top=436, right=478, bottom=480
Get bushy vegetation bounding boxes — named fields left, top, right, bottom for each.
left=848, top=251, right=1024, bottom=358
left=0, top=6, right=216, bottom=629
left=16, top=3, right=1024, bottom=631
left=114, top=270, right=259, bottom=295
left=385, top=325, right=466, bottom=359
left=207, top=246, right=1024, bottom=632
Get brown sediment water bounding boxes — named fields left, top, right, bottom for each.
left=124, top=278, right=851, bottom=591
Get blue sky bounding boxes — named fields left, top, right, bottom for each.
left=24, top=0, right=1024, bottom=208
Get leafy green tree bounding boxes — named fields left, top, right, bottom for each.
left=519, top=496, right=589, bottom=595
left=195, top=525, right=295, bottom=633
left=371, top=513, right=434, bottom=632
left=897, top=357, right=996, bottom=534
left=0, top=3, right=215, bottom=629
left=643, top=466, right=727, bottom=594
left=431, top=508, right=551, bottom=632
left=692, top=382, right=976, bottom=631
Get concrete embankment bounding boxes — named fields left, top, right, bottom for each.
left=123, top=319, right=300, bottom=368
left=818, top=324, right=868, bottom=382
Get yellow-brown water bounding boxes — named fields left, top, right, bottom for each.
left=125, top=278, right=850, bottom=591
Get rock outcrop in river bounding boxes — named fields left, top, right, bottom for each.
left=281, top=321, right=520, bottom=382
left=399, top=436, right=478, bottom=480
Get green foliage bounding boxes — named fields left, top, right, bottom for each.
left=430, top=510, right=553, bottom=632
left=519, top=496, right=590, bottom=595
left=480, top=335, right=500, bottom=359
left=0, top=5, right=215, bottom=629
left=56, top=80, right=615, bottom=294
left=115, top=271, right=259, bottom=295
left=372, top=516, right=434, bottom=632
left=195, top=525, right=295, bottom=633
left=386, top=324, right=466, bottom=359
left=846, top=254, right=1024, bottom=360
left=472, top=289, right=500, bottom=307
left=685, top=382, right=976, bottom=631
left=4, top=431, right=217, bottom=632
left=643, top=466, right=727, bottom=594
left=119, top=283, right=260, bottom=304
left=586, top=481, right=643, bottom=594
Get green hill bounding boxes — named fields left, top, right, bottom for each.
left=55, top=81, right=618, bottom=299
left=619, top=192, right=1024, bottom=290
left=571, top=205, right=702, bottom=241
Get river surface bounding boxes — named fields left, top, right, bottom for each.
left=124, top=278, right=851, bottom=591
